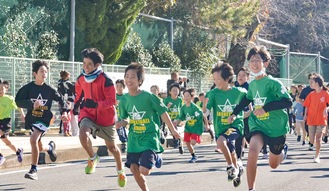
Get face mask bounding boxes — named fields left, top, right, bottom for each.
left=250, top=68, right=266, bottom=77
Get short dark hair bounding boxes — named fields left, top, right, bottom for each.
left=169, top=83, right=180, bottom=92
left=308, top=72, right=318, bottom=80
left=124, top=62, right=145, bottom=87
left=115, top=79, right=125, bottom=88
left=183, top=88, right=195, bottom=97
left=211, top=63, right=234, bottom=84
left=238, top=67, right=250, bottom=77
left=81, top=48, right=104, bottom=65
left=60, top=70, right=70, bottom=80
left=32, top=60, right=49, bottom=74
left=247, top=46, right=271, bottom=62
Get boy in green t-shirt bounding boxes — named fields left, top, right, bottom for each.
left=203, top=63, right=247, bottom=187
left=228, top=46, right=292, bottom=191
left=115, top=79, right=128, bottom=153
left=0, top=80, right=25, bottom=165
left=116, top=62, right=180, bottom=191
left=173, top=88, right=209, bottom=163
left=163, top=83, right=184, bottom=153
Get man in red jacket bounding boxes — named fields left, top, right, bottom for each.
left=74, top=48, right=126, bottom=187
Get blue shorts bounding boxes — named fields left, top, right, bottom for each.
left=125, top=150, right=158, bottom=170
left=217, top=128, right=240, bottom=153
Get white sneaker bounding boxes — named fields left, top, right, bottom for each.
left=237, top=159, right=243, bottom=167
left=314, top=156, right=320, bottom=163
left=262, top=153, right=269, bottom=159
left=227, top=166, right=239, bottom=181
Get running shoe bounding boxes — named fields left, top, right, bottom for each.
left=118, top=171, right=127, bottom=187
left=189, top=156, right=197, bottom=163
left=85, top=155, right=100, bottom=174
left=17, top=148, right=23, bottom=163
left=24, top=169, right=38, bottom=180
left=47, top=141, right=57, bottom=162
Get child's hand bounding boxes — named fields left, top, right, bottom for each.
left=167, top=102, right=172, bottom=108
left=33, top=100, right=43, bottom=109
left=203, top=98, right=209, bottom=104
left=227, top=115, right=236, bottom=124
left=253, top=108, right=266, bottom=116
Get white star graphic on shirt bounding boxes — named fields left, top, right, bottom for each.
left=31, top=94, right=48, bottom=106
left=254, top=91, right=267, bottom=106
left=186, top=113, right=194, bottom=121
left=194, top=111, right=200, bottom=117
left=128, top=105, right=146, bottom=120
left=169, top=105, right=179, bottom=113
left=218, top=99, right=236, bottom=112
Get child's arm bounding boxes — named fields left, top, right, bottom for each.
left=303, top=107, right=308, bottom=121
left=203, top=114, right=210, bottom=131
left=18, top=107, right=25, bottom=122
left=261, top=97, right=292, bottom=113
left=161, top=112, right=180, bottom=139
left=228, top=95, right=252, bottom=123
left=115, top=119, right=129, bottom=129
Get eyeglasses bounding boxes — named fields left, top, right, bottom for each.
left=249, top=59, right=263, bottom=63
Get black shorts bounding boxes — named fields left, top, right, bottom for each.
left=249, top=131, right=286, bottom=155
left=125, top=150, right=157, bottom=170
left=0, top=118, right=11, bottom=138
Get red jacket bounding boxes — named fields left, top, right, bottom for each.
left=75, top=72, right=116, bottom=126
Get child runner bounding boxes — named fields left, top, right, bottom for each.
left=116, top=62, right=180, bottom=191
left=173, top=88, right=209, bottom=163
left=228, top=46, right=291, bottom=191
left=293, top=94, right=307, bottom=145
left=74, top=48, right=127, bottom=187
left=115, top=79, right=128, bottom=153
left=196, top=92, right=215, bottom=143
left=0, top=79, right=25, bottom=165
left=163, top=83, right=184, bottom=154
left=203, top=63, right=247, bottom=187
left=234, top=67, right=252, bottom=163
left=15, top=60, right=70, bottom=180
left=150, top=85, right=166, bottom=144
left=303, top=74, right=329, bottom=163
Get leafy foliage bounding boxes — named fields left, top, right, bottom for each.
left=0, top=0, right=68, bottom=59
left=151, top=43, right=181, bottom=72
left=117, top=32, right=153, bottom=67
left=36, top=30, right=59, bottom=59
left=76, top=0, right=146, bottom=64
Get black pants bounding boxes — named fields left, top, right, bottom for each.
left=235, top=117, right=249, bottom=159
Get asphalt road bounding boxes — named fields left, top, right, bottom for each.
left=1, top=134, right=328, bottom=191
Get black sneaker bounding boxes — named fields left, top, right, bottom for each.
left=323, top=136, right=328, bottom=143
left=297, top=135, right=301, bottom=142
left=121, top=144, right=126, bottom=153
left=47, top=141, right=57, bottom=162
left=178, top=139, right=184, bottom=154
left=302, top=141, right=305, bottom=146
left=233, top=165, right=244, bottom=187
left=24, top=169, right=38, bottom=180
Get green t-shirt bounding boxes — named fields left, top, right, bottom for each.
left=163, top=96, right=183, bottom=120
left=246, top=76, right=290, bottom=137
left=116, top=93, right=125, bottom=120
left=206, top=87, right=247, bottom=137
left=0, top=95, right=17, bottom=119
left=178, top=102, right=204, bottom=135
left=119, top=90, right=167, bottom=153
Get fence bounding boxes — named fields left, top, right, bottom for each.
left=0, top=56, right=202, bottom=132
left=257, top=37, right=329, bottom=85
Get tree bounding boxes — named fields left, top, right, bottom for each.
left=152, top=43, right=181, bottom=72
left=0, top=0, right=68, bottom=59
left=116, top=32, right=153, bottom=67
left=76, top=0, right=146, bottom=64
left=260, top=0, right=329, bottom=53
left=36, top=30, right=59, bottom=59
